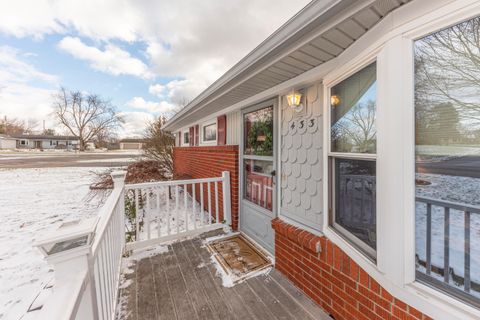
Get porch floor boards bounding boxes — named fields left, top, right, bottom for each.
left=116, top=230, right=331, bottom=320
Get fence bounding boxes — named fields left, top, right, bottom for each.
left=124, top=171, right=231, bottom=251
left=34, top=171, right=231, bottom=320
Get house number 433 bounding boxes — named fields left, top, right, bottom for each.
left=288, top=116, right=318, bottom=135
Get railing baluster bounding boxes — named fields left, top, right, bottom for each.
left=465, top=211, right=471, bottom=292
left=444, top=207, right=450, bottom=283
left=135, top=188, right=140, bottom=241
left=146, top=188, right=151, bottom=240
left=166, top=186, right=170, bottom=236
left=208, top=182, right=212, bottom=225
left=175, top=185, right=179, bottom=234
left=184, top=183, right=188, bottom=232
left=192, top=183, right=196, bottom=230
left=156, top=189, right=161, bottom=238
left=215, top=181, right=219, bottom=223
left=426, top=203, right=432, bottom=275
left=200, top=183, right=204, bottom=227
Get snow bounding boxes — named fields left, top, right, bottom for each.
left=127, top=245, right=169, bottom=261
left=416, top=173, right=480, bottom=296
left=132, top=188, right=217, bottom=240
left=0, top=167, right=104, bottom=320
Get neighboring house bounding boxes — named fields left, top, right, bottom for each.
left=119, top=138, right=144, bottom=150
left=0, top=134, right=16, bottom=149
left=13, top=134, right=79, bottom=150
left=163, top=1, right=480, bottom=319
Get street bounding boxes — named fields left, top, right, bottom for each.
left=0, top=151, right=142, bottom=169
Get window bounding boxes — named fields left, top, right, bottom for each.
left=414, top=16, right=480, bottom=307
left=243, top=105, right=274, bottom=211
left=329, top=62, right=377, bottom=259
left=183, top=131, right=189, bottom=145
left=21, top=140, right=26, bottom=145
left=202, top=123, right=216, bottom=142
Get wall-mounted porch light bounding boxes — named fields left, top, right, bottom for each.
left=286, top=89, right=304, bottom=113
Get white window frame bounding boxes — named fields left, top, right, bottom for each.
left=319, top=1, right=480, bottom=319
left=326, top=60, right=378, bottom=261
left=200, top=119, right=217, bottom=145
left=180, top=128, right=190, bottom=147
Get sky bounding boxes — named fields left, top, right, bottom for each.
left=0, top=0, right=310, bottom=138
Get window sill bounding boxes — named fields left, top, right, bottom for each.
left=405, top=281, right=480, bottom=320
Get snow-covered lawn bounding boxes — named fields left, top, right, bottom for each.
left=0, top=168, right=104, bottom=320
left=416, top=173, right=480, bottom=296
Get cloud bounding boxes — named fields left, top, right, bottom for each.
left=148, top=84, right=166, bottom=98
left=58, top=37, right=154, bottom=79
left=0, top=46, right=59, bottom=130
left=0, top=46, right=58, bottom=84
left=118, top=111, right=154, bottom=137
left=126, top=96, right=176, bottom=114
left=0, top=0, right=310, bottom=128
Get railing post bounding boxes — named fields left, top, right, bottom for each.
left=222, top=171, right=232, bottom=226
left=111, top=171, right=127, bottom=250
left=34, top=218, right=98, bottom=320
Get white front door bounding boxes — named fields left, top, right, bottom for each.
left=240, top=99, right=277, bottom=253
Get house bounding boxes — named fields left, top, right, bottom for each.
left=13, top=134, right=79, bottom=150
left=162, top=1, right=480, bottom=319
left=119, top=138, right=144, bottom=150
left=32, top=1, right=480, bottom=320
left=0, top=134, right=16, bottom=149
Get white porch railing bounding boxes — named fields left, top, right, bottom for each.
left=124, top=171, right=231, bottom=251
left=33, top=171, right=231, bottom=320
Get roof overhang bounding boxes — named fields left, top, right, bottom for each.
left=164, top=0, right=411, bottom=131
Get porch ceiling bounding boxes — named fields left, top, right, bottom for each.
left=165, top=0, right=412, bottom=131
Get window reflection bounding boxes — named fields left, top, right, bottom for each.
left=244, top=159, right=273, bottom=211
left=244, top=106, right=273, bottom=156
left=334, top=159, right=376, bottom=252
left=415, top=16, right=480, bottom=304
left=331, top=63, right=377, bottom=154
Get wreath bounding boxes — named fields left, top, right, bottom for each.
left=247, top=119, right=273, bottom=155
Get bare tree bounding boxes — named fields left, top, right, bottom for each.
left=53, top=88, right=123, bottom=151
left=333, top=100, right=376, bottom=153
left=143, top=116, right=175, bottom=178
left=415, top=17, right=480, bottom=122
left=0, top=116, right=37, bottom=135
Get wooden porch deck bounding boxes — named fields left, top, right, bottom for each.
left=116, top=231, right=331, bottom=320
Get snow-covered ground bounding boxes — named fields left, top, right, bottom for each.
left=416, top=173, right=480, bottom=296
left=0, top=167, right=104, bottom=320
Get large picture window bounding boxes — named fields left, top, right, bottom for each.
left=329, top=62, right=377, bottom=259
left=414, top=16, right=480, bottom=307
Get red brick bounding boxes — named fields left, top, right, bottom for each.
left=271, top=220, right=433, bottom=320
left=408, top=306, right=423, bottom=319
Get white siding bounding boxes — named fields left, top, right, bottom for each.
left=279, top=83, right=323, bottom=231
left=226, top=111, right=241, bottom=145
left=0, top=138, right=16, bottom=149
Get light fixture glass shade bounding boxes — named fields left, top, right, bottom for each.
left=330, top=95, right=340, bottom=107
left=286, top=92, right=302, bottom=107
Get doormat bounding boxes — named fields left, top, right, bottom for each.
left=206, top=234, right=272, bottom=283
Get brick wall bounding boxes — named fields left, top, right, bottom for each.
left=272, top=218, right=433, bottom=320
left=173, top=146, right=239, bottom=230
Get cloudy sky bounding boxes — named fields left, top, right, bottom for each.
left=0, top=0, right=310, bottom=137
